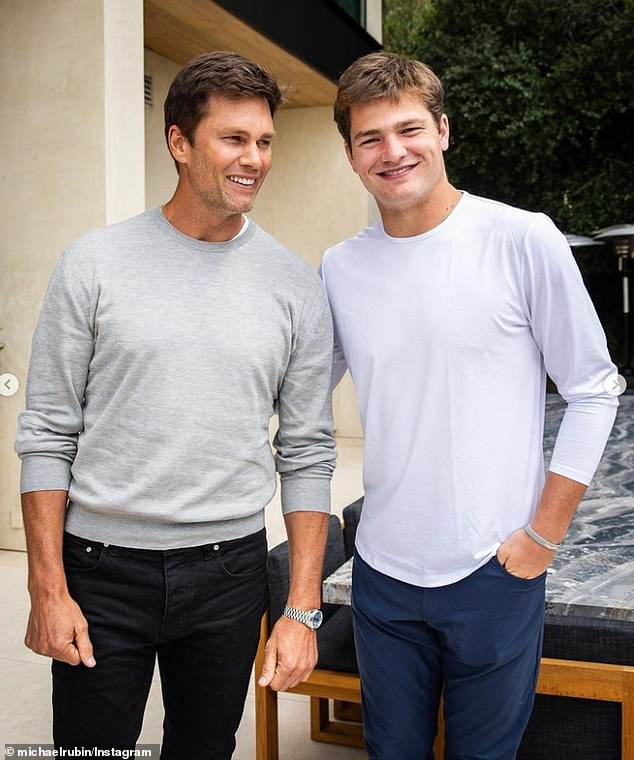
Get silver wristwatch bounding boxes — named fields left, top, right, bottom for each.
left=283, top=605, right=324, bottom=631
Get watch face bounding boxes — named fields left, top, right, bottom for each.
left=308, top=609, right=323, bottom=630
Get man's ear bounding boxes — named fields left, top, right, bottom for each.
left=439, top=114, right=450, bottom=152
left=167, top=125, right=190, bottom=167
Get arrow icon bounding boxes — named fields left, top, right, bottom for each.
left=0, top=373, right=19, bottom=397
left=603, top=373, right=627, bottom=397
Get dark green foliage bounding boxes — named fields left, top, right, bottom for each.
left=384, top=0, right=633, bottom=236
left=384, top=0, right=634, bottom=362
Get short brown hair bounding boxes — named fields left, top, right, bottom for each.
left=164, top=51, right=283, bottom=148
left=334, top=52, right=444, bottom=144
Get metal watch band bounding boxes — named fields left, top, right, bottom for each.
left=524, top=523, right=561, bottom=552
left=283, top=605, right=322, bottom=629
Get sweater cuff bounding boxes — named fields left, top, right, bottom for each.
left=281, top=475, right=331, bottom=515
left=20, top=455, right=72, bottom=494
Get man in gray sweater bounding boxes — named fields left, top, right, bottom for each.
left=16, top=52, right=336, bottom=757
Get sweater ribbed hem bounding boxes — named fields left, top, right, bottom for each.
left=64, top=504, right=266, bottom=550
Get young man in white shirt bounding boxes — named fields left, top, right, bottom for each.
left=320, top=52, right=620, bottom=759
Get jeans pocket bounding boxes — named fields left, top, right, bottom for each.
left=62, top=533, right=106, bottom=573
left=490, top=555, right=545, bottom=585
left=216, top=530, right=267, bottom=579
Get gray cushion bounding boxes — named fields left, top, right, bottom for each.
left=317, top=606, right=358, bottom=673
left=518, top=696, right=620, bottom=760
left=542, top=613, right=634, bottom=666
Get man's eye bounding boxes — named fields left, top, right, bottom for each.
left=359, top=138, right=379, bottom=146
left=258, top=140, right=272, bottom=149
left=402, top=127, right=422, bottom=135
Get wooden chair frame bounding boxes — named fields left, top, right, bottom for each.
left=255, top=612, right=634, bottom=760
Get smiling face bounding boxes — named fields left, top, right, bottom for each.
left=346, top=90, right=450, bottom=221
left=169, top=94, right=274, bottom=220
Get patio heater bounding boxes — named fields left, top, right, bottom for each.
left=593, top=224, right=634, bottom=377
left=565, top=234, right=605, bottom=250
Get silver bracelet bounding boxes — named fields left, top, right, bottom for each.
left=524, top=524, right=561, bottom=552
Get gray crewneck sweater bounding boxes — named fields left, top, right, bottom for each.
left=16, top=208, right=336, bottom=549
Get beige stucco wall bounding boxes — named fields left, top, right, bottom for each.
left=0, top=0, right=144, bottom=550
left=144, top=49, right=180, bottom=209
left=105, top=0, right=146, bottom=223
left=251, top=106, right=363, bottom=267
left=250, top=106, right=366, bottom=437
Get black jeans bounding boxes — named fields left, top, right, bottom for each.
left=53, top=529, right=267, bottom=759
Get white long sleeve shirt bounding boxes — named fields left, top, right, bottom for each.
left=321, top=192, right=618, bottom=587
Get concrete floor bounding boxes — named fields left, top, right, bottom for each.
left=0, top=436, right=367, bottom=759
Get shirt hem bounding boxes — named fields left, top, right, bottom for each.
left=64, top=504, right=266, bottom=550
left=355, top=542, right=498, bottom=589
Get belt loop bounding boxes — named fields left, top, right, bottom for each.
left=202, top=543, right=214, bottom=561
left=108, top=544, right=119, bottom=557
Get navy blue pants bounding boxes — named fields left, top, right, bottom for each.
left=53, top=529, right=267, bottom=759
left=352, top=552, right=546, bottom=760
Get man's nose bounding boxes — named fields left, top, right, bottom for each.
left=381, top=134, right=407, bottom=163
left=238, top=141, right=262, bottom=169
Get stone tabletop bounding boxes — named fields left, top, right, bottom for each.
left=323, top=394, right=634, bottom=621
left=323, top=556, right=354, bottom=606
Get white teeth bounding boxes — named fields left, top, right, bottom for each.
left=228, top=175, right=256, bottom=186
left=382, top=165, right=413, bottom=176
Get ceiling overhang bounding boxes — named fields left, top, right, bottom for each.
left=144, top=0, right=380, bottom=107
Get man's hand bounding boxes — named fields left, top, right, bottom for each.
left=21, top=490, right=94, bottom=666
left=497, top=472, right=588, bottom=579
left=26, top=591, right=96, bottom=667
left=496, top=527, right=554, bottom=580
left=258, top=616, right=317, bottom=691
